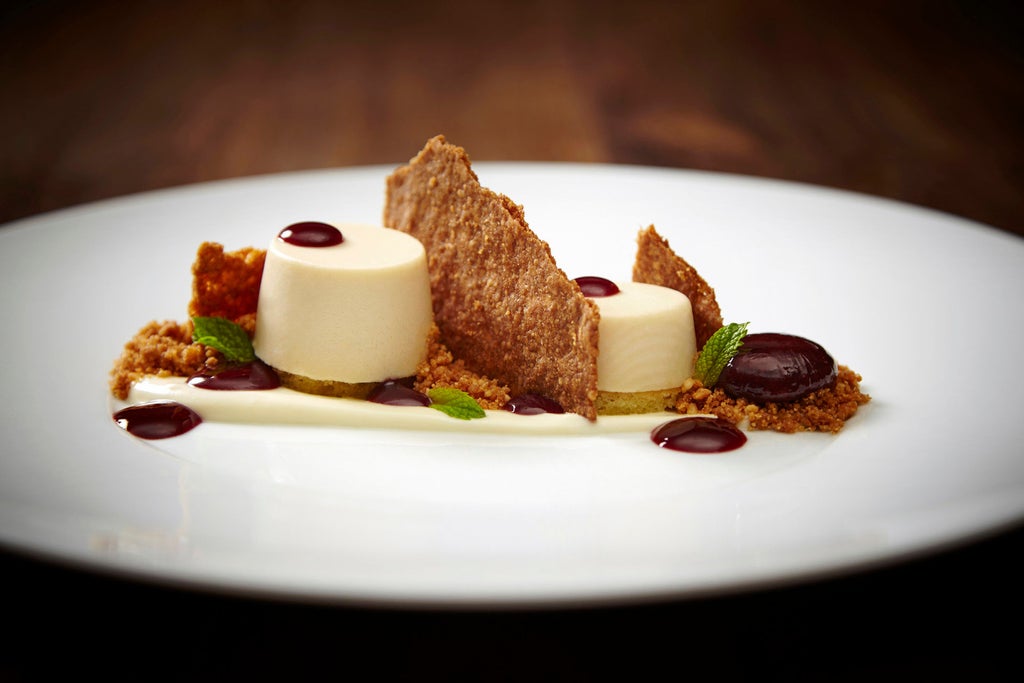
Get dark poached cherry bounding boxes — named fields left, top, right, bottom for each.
left=574, top=276, right=620, bottom=297
left=278, top=221, right=344, bottom=247
left=717, top=332, right=837, bottom=403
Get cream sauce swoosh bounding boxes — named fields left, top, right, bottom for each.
left=126, top=377, right=679, bottom=436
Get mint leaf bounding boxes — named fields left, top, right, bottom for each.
left=427, top=387, right=486, bottom=420
left=191, top=316, right=255, bottom=362
left=694, top=322, right=749, bottom=387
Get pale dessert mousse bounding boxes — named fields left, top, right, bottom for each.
left=252, top=221, right=433, bottom=398
left=575, top=277, right=697, bottom=415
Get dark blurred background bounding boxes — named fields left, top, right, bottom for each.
left=2, top=1, right=1022, bottom=680
left=2, top=0, right=1022, bottom=234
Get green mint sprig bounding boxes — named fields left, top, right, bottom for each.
left=427, top=387, right=486, bottom=420
left=693, top=322, right=749, bottom=387
left=191, top=316, right=255, bottom=362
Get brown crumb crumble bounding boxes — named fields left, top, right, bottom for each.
left=109, top=315, right=256, bottom=400
left=675, top=365, right=870, bottom=433
left=413, top=325, right=511, bottom=410
left=110, top=320, right=208, bottom=400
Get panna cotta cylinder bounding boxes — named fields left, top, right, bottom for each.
left=591, top=281, right=696, bottom=392
left=253, top=223, right=433, bottom=384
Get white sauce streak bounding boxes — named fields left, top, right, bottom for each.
left=127, top=377, right=679, bottom=436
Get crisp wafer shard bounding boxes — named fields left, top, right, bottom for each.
left=188, top=242, right=266, bottom=322
left=384, top=135, right=601, bottom=420
left=633, top=225, right=723, bottom=347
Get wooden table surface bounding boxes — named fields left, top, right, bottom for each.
left=3, top=1, right=1022, bottom=680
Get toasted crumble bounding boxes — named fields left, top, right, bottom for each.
left=675, top=365, right=870, bottom=433
left=110, top=320, right=209, bottom=400
left=109, top=314, right=258, bottom=400
left=414, top=325, right=511, bottom=410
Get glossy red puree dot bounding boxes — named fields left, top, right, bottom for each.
left=278, top=221, right=344, bottom=247
left=503, top=393, right=566, bottom=415
left=368, top=379, right=431, bottom=407
left=574, top=276, right=620, bottom=297
left=187, top=359, right=280, bottom=390
left=717, top=333, right=837, bottom=404
left=651, top=416, right=747, bottom=453
left=113, top=401, right=202, bottom=440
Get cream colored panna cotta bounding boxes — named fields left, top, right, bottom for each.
left=583, top=280, right=697, bottom=414
left=253, top=221, right=434, bottom=397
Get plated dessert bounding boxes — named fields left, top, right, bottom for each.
left=111, top=136, right=869, bottom=451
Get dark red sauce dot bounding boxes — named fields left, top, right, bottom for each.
left=651, top=416, right=747, bottom=453
left=113, top=401, right=202, bottom=440
left=187, top=359, right=280, bottom=391
left=717, top=333, right=837, bottom=404
left=278, top=221, right=344, bottom=247
left=503, top=394, right=566, bottom=415
left=367, top=379, right=431, bottom=407
left=574, top=276, right=620, bottom=297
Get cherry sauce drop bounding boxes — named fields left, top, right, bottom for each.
left=367, top=379, right=432, bottom=407
left=187, top=359, right=281, bottom=391
left=503, top=393, right=566, bottom=415
left=278, top=221, right=344, bottom=247
left=574, top=276, right=620, bottom=297
left=651, top=416, right=747, bottom=453
left=113, top=401, right=203, bottom=440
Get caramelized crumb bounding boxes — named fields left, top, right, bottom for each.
left=109, top=320, right=222, bottom=400
left=675, top=366, right=870, bottom=433
left=111, top=241, right=262, bottom=401
left=414, top=325, right=511, bottom=410
left=189, top=242, right=266, bottom=322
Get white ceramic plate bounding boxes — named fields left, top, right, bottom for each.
left=2, top=163, right=1022, bottom=608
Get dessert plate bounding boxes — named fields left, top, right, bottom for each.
left=1, top=163, right=1022, bottom=608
